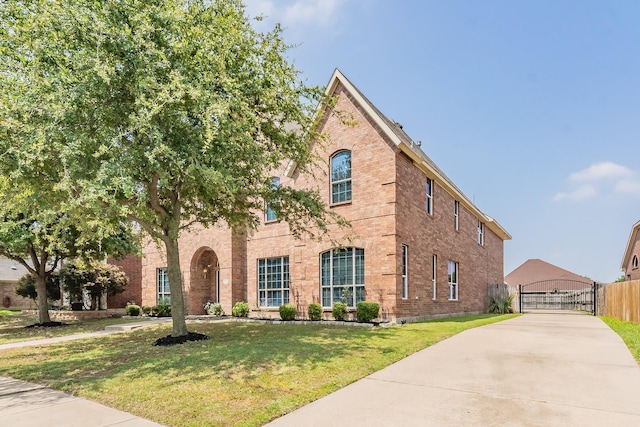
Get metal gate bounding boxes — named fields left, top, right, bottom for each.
left=519, top=279, right=598, bottom=315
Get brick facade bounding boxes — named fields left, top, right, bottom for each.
left=107, top=254, right=142, bottom=309
left=622, top=221, right=640, bottom=281
left=139, top=70, right=510, bottom=321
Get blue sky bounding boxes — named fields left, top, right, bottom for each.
left=244, top=0, right=640, bottom=283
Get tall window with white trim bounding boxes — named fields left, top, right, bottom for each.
left=157, top=268, right=170, bottom=305
left=454, top=200, right=459, bottom=230
left=321, top=247, right=364, bottom=307
left=265, top=177, right=280, bottom=222
left=258, top=256, right=289, bottom=307
left=448, top=261, right=458, bottom=301
left=477, top=220, right=485, bottom=245
left=330, top=151, right=352, bottom=203
left=432, top=254, right=437, bottom=300
left=426, top=177, right=433, bottom=214
left=401, top=244, right=408, bottom=299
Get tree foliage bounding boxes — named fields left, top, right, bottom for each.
left=0, top=0, right=345, bottom=338
left=15, top=274, right=62, bottom=304
left=55, top=260, right=128, bottom=310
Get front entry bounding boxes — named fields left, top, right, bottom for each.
left=189, top=247, right=219, bottom=315
left=519, top=279, right=598, bottom=314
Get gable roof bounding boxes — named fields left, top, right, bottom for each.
left=0, top=257, right=28, bottom=282
left=323, top=69, right=511, bottom=240
left=621, top=220, right=640, bottom=270
left=505, top=259, right=591, bottom=285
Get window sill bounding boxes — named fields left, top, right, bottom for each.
left=330, top=200, right=352, bottom=208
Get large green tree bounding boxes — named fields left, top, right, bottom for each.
left=0, top=0, right=344, bottom=338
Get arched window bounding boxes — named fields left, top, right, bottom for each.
left=330, top=151, right=351, bottom=203
left=265, top=177, right=280, bottom=222
left=320, top=247, right=364, bottom=307
left=633, top=255, right=639, bottom=269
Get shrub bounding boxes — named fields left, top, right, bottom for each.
left=308, top=303, right=322, bottom=321
left=232, top=301, right=250, bottom=317
left=488, top=294, right=514, bottom=314
left=151, top=304, right=171, bottom=317
left=141, top=306, right=152, bottom=315
left=125, top=304, right=141, bottom=317
left=279, top=303, right=296, bottom=321
left=356, top=301, right=380, bottom=323
left=332, top=302, right=348, bottom=321
left=205, top=302, right=224, bottom=316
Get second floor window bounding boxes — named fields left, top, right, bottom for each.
left=265, top=177, right=280, bottom=222
left=331, top=151, right=352, bottom=203
left=426, top=177, right=433, bottom=214
left=454, top=200, right=459, bottom=230
left=477, top=220, right=485, bottom=246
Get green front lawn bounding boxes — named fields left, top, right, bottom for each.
left=600, top=316, right=640, bottom=364
left=0, top=312, right=153, bottom=345
left=0, top=314, right=517, bottom=427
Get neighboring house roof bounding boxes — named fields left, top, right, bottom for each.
left=505, top=259, right=592, bottom=288
left=311, top=68, right=511, bottom=240
left=621, top=220, right=640, bottom=270
left=0, top=257, right=28, bottom=282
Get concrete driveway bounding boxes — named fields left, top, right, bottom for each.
left=265, top=311, right=640, bottom=426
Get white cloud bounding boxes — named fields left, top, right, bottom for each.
left=615, top=179, right=640, bottom=196
left=555, top=161, right=640, bottom=202
left=244, top=0, right=342, bottom=27
left=569, top=161, right=634, bottom=182
left=553, top=184, right=598, bottom=201
left=284, top=0, right=339, bottom=26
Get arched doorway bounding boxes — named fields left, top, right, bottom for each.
left=189, top=247, right=219, bottom=315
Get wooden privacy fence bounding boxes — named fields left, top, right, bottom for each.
left=597, top=280, right=640, bottom=324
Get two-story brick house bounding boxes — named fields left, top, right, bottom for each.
left=140, top=69, right=511, bottom=322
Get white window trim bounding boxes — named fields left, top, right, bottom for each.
left=320, top=248, right=365, bottom=308
left=401, top=244, right=408, bottom=299
left=448, top=261, right=458, bottom=301
left=454, top=200, right=459, bottom=231
left=426, top=177, right=433, bottom=215
left=157, top=267, right=170, bottom=305
left=477, top=220, right=485, bottom=246
left=432, top=254, right=437, bottom=300
left=257, top=256, right=290, bottom=307
left=330, top=151, right=352, bottom=204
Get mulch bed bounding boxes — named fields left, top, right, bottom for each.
left=152, top=332, right=210, bottom=346
left=25, top=322, right=67, bottom=328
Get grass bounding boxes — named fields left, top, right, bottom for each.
left=0, top=312, right=154, bottom=345
left=0, top=313, right=517, bottom=427
left=600, top=316, right=640, bottom=364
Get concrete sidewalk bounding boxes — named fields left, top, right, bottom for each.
left=265, top=311, right=640, bottom=426
left=0, top=376, right=165, bottom=426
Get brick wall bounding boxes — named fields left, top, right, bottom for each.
left=624, top=230, right=640, bottom=281
left=107, top=254, right=142, bottom=309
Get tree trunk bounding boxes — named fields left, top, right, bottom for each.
left=164, top=233, right=188, bottom=337
left=35, top=274, right=51, bottom=324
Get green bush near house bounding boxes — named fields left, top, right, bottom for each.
left=205, top=302, right=223, bottom=316
left=308, top=303, right=322, bottom=321
left=332, top=302, right=348, bottom=321
left=488, top=294, right=514, bottom=314
left=232, top=301, right=250, bottom=317
left=279, top=303, right=296, bottom=321
left=356, top=301, right=380, bottom=323
left=152, top=304, right=171, bottom=317
left=125, top=304, right=141, bottom=317
left=141, top=306, right=152, bottom=315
